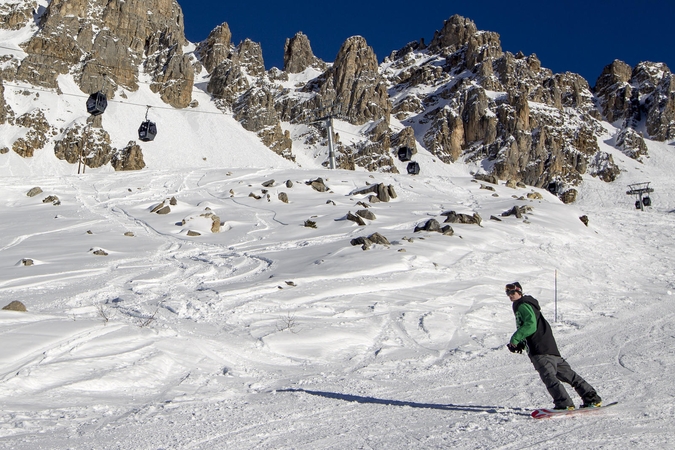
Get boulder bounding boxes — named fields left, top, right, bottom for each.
left=356, top=209, right=376, bottom=221
left=368, top=232, right=390, bottom=245
left=2, top=301, right=26, bottom=312
left=441, top=211, right=482, bottom=225
left=27, top=187, right=43, bottom=197
left=415, top=218, right=442, bottom=233
left=307, top=178, right=329, bottom=192
left=346, top=212, right=366, bottom=226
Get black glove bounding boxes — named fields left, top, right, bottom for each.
left=507, top=342, right=525, bottom=354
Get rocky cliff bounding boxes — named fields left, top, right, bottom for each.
left=1, top=3, right=673, bottom=197
left=595, top=59, right=675, bottom=142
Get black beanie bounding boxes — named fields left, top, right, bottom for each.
left=506, top=282, right=522, bottom=292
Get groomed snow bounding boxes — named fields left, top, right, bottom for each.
left=1, top=129, right=674, bottom=448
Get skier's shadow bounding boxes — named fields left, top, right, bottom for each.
left=280, top=389, right=530, bottom=416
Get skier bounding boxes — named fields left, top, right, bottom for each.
left=505, top=282, right=602, bottom=410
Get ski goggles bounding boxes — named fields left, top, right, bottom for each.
left=505, top=284, right=521, bottom=295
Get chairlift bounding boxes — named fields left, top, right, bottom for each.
left=407, top=161, right=420, bottom=175
left=86, top=91, right=108, bottom=116
left=138, top=106, right=157, bottom=142
left=397, top=146, right=413, bottom=162
left=626, top=182, right=654, bottom=212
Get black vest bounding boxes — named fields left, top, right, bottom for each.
left=512, top=295, right=560, bottom=356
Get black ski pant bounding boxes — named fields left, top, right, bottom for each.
left=529, top=354, right=596, bottom=408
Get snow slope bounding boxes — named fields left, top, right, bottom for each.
left=1, top=126, right=674, bottom=448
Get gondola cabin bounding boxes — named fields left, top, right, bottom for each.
left=138, top=120, right=157, bottom=142
left=86, top=92, right=107, bottom=116
left=398, top=147, right=413, bottom=162
left=407, top=161, right=420, bottom=175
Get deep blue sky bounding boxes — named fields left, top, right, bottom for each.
left=180, top=1, right=673, bottom=87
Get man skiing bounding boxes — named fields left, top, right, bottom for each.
left=506, top=282, right=602, bottom=410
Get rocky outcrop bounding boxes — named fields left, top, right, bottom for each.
left=382, top=14, right=613, bottom=196
left=197, top=23, right=232, bottom=74
left=234, top=85, right=293, bottom=160
left=615, top=128, right=648, bottom=160
left=636, top=63, right=675, bottom=140
left=594, top=60, right=634, bottom=123
left=0, top=82, right=13, bottom=124
left=595, top=60, right=675, bottom=141
left=350, top=232, right=390, bottom=250
left=54, top=123, right=113, bottom=168
left=112, top=141, right=146, bottom=171
left=206, top=38, right=294, bottom=158
left=208, top=39, right=265, bottom=107
left=391, top=127, right=418, bottom=156
left=17, top=0, right=193, bottom=107
left=276, top=36, right=394, bottom=171
left=12, top=109, right=51, bottom=157
left=283, top=32, right=324, bottom=73
left=0, top=1, right=35, bottom=30
left=3, top=5, right=674, bottom=193
left=312, top=36, right=391, bottom=126
left=232, top=39, right=266, bottom=78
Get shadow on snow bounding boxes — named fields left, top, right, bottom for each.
left=280, top=389, right=530, bottom=416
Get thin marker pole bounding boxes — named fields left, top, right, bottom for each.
left=554, top=270, right=558, bottom=322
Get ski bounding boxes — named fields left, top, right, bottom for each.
left=531, top=401, right=618, bottom=419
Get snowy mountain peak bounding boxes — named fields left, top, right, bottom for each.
left=0, top=3, right=674, bottom=203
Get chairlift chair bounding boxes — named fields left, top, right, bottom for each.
left=138, top=120, right=157, bottom=142
left=642, top=196, right=651, bottom=207
left=407, top=161, right=420, bottom=175
left=138, top=106, right=157, bottom=142
left=86, top=91, right=108, bottom=116
left=398, top=147, right=413, bottom=162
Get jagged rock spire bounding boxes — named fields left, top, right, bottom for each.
left=283, top=32, right=316, bottom=73
left=198, top=22, right=233, bottom=74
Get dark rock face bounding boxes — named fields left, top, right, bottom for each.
left=12, top=110, right=51, bottom=157
left=2, top=7, right=673, bottom=194
left=0, top=83, right=12, bottom=125
left=16, top=0, right=193, bottom=107
left=112, top=141, right=146, bottom=171
left=284, top=32, right=323, bottom=73
left=595, top=60, right=675, bottom=142
left=206, top=38, right=295, bottom=161
left=0, top=1, right=35, bottom=31
left=197, top=23, right=232, bottom=74
left=382, top=14, right=619, bottom=196
left=54, top=124, right=113, bottom=168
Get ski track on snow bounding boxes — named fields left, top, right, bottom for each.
left=1, top=145, right=675, bottom=448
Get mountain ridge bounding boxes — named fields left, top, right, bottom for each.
left=0, top=0, right=673, bottom=203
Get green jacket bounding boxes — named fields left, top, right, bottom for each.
left=510, top=302, right=537, bottom=346
left=510, top=295, right=560, bottom=356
